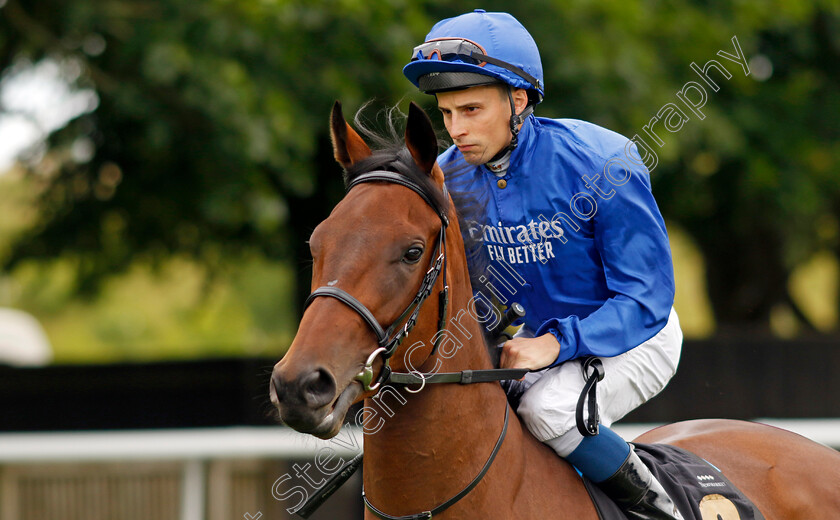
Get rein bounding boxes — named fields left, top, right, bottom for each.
left=297, top=169, right=527, bottom=519
left=363, top=406, right=510, bottom=520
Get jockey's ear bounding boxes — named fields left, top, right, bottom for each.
left=405, top=102, right=442, bottom=185
left=331, top=101, right=372, bottom=169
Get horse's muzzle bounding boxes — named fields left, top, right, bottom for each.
left=270, top=364, right=343, bottom=436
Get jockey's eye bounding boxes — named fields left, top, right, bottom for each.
left=402, top=246, right=424, bottom=264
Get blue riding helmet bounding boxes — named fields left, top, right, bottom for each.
left=403, top=9, right=545, bottom=104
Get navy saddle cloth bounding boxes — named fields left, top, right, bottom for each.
left=583, top=443, right=765, bottom=520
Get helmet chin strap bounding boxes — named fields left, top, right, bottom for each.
left=507, top=87, right=533, bottom=149
left=487, top=87, right=533, bottom=166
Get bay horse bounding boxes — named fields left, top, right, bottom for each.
left=270, top=101, right=840, bottom=519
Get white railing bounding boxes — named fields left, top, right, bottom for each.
left=3, top=419, right=837, bottom=463
left=0, top=427, right=363, bottom=520
left=0, top=426, right=361, bottom=463
left=0, top=420, right=837, bottom=520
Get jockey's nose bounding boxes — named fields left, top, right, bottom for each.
left=448, top=113, right=468, bottom=140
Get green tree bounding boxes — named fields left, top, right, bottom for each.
left=0, top=0, right=436, bottom=306
left=2, top=0, right=839, bottom=339
left=465, top=0, right=840, bottom=334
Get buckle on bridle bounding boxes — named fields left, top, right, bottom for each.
left=355, top=347, right=387, bottom=392
left=404, top=370, right=427, bottom=394
left=417, top=253, right=444, bottom=300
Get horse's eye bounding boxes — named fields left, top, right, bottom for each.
left=402, top=247, right=424, bottom=264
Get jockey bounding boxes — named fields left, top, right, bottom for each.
left=404, top=10, right=684, bottom=520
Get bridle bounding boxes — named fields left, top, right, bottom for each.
left=299, top=169, right=529, bottom=520
left=303, top=170, right=451, bottom=394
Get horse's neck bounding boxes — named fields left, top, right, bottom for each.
left=362, top=256, right=505, bottom=446
left=361, top=325, right=509, bottom=515
left=360, top=224, right=513, bottom=507
left=361, top=220, right=597, bottom=518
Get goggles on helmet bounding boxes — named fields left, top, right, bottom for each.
left=410, top=37, right=541, bottom=93
left=411, top=38, right=489, bottom=66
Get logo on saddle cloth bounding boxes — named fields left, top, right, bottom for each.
left=584, top=444, right=766, bottom=520
left=695, top=474, right=726, bottom=487
left=698, top=494, right=742, bottom=520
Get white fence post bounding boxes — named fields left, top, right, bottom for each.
left=181, top=459, right=206, bottom=520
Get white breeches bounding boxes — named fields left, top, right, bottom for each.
left=508, top=307, right=683, bottom=456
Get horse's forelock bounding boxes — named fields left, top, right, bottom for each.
left=342, top=104, right=449, bottom=221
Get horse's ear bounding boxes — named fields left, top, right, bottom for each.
left=331, top=101, right=372, bottom=169
left=405, top=102, right=441, bottom=182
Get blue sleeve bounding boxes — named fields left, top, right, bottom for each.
left=536, top=151, right=675, bottom=364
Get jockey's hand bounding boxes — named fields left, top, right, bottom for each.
left=499, top=333, right=561, bottom=374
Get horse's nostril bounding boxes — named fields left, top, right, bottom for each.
left=301, top=368, right=337, bottom=408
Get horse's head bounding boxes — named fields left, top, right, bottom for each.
left=270, top=101, right=452, bottom=439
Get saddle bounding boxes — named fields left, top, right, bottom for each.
left=582, top=443, right=766, bottom=520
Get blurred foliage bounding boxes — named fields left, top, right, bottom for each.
left=6, top=250, right=296, bottom=362
left=0, top=0, right=839, bottom=362
left=0, top=0, right=436, bottom=293
left=1, top=171, right=296, bottom=361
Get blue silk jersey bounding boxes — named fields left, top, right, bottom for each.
left=439, top=115, right=675, bottom=365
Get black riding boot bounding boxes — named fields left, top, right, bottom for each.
left=596, top=447, right=684, bottom=520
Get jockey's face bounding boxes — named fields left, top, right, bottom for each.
left=436, top=85, right=528, bottom=165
